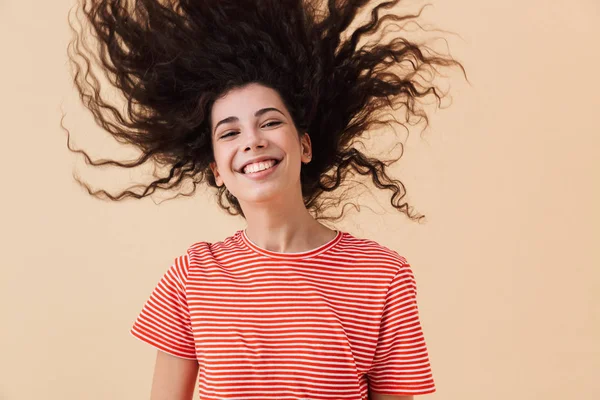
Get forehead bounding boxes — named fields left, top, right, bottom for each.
left=211, top=83, right=286, bottom=119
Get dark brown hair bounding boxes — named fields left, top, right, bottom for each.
left=65, top=0, right=467, bottom=222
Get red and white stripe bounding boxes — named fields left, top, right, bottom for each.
left=131, top=229, right=435, bottom=399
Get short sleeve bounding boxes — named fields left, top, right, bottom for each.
left=129, top=252, right=197, bottom=360
left=368, top=263, right=436, bottom=395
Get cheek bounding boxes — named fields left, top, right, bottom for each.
left=222, top=154, right=239, bottom=176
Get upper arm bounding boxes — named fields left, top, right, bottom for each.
left=368, top=389, right=414, bottom=400
left=150, top=350, right=199, bottom=400
left=367, top=264, right=435, bottom=397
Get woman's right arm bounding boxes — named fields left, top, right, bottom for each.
left=150, top=350, right=199, bottom=400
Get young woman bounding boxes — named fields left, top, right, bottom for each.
left=66, top=0, right=465, bottom=399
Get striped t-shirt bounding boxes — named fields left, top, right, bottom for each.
left=130, top=229, right=436, bottom=399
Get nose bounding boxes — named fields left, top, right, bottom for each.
left=242, top=125, right=268, bottom=151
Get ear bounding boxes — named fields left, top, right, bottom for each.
left=210, top=161, right=224, bottom=187
left=300, top=132, right=312, bottom=164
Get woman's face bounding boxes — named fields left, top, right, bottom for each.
left=209, top=83, right=312, bottom=207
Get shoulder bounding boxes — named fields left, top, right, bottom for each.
left=184, top=229, right=245, bottom=268
left=337, top=231, right=417, bottom=298
left=154, top=231, right=243, bottom=292
left=188, top=228, right=243, bottom=252
left=338, top=231, right=411, bottom=272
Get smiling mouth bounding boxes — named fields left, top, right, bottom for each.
left=240, top=159, right=281, bottom=174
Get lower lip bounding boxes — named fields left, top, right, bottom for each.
left=240, top=161, right=280, bottom=180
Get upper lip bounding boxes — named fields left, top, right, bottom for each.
left=238, top=156, right=281, bottom=172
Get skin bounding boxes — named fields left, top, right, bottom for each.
left=368, top=392, right=414, bottom=400
left=149, top=83, right=413, bottom=400
left=209, top=82, right=337, bottom=253
left=150, top=351, right=198, bottom=399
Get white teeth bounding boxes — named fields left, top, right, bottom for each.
left=243, top=159, right=277, bottom=174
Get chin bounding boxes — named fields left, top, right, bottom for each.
left=237, top=187, right=286, bottom=204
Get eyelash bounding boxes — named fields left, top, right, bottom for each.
left=220, top=121, right=281, bottom=138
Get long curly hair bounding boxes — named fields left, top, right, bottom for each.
left=64, top=0, right=466, bottom=222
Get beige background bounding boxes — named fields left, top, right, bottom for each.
left=1, top=0, right=598, bottom=399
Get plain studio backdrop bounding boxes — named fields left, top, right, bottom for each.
left=0, top=0, right=598, bottom=399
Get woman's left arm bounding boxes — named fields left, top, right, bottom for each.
left=368, top=389, right=414, bottom=400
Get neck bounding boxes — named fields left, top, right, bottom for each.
left=241, top=191, right=336, bottom=254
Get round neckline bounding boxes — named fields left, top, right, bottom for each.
left=240, top=229, right=343, bottom=260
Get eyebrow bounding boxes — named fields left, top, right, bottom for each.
left=213, top=107, right=285, bottom=136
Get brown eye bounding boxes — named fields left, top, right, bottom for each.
left=220, top=131, right=239, bottom=139
left=263, top=121, right=281, bottom=128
